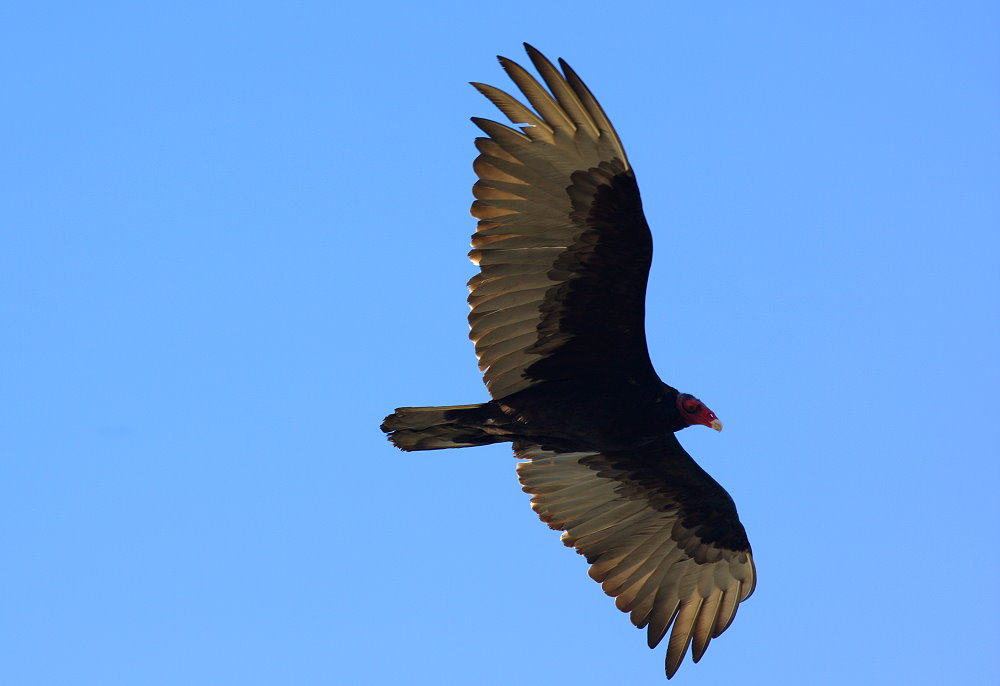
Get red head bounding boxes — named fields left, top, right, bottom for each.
left=676, top=393, right=723, bottom=432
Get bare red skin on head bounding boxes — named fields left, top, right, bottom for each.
left=675, top=393, right=721, bottom=430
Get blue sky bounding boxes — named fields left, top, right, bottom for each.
left=2, top=2, right=998, bottom=684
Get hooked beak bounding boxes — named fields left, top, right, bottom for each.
left=677, top=394, right=723, bottom=433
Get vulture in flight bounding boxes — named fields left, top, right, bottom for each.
left=381, top=44, right=755, bottom=679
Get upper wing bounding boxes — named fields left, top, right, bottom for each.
left=515, top=439, right=755, bottom=679
left=468, top=44, right=657, bottom=399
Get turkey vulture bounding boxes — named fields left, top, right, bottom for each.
left=381, top=44, right=755, bottom=679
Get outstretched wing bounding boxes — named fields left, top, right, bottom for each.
left=469, top=44, right=658, bottom=399
left=516, top=439, right=755, bottom=679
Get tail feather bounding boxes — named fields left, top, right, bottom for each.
left=381, top=403, right=507, bottom=451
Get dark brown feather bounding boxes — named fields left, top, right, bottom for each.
left=516, top=439, right=755, bottom=679
left=467, top=45, right=656, bottom=398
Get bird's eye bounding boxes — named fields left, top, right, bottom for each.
left=684, top=401, right=701, bottom=414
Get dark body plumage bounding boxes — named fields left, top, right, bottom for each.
left=381, top=45, right=754, bottom=679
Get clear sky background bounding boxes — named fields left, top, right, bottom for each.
left=2, top=2, right=998, bottom=685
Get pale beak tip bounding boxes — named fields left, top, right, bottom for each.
left=711, top=419, right=723, bottom=432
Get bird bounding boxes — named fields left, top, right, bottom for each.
left=381, top=43, right=755, bottom=679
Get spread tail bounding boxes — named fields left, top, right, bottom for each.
left=380, top=403, right=508, bottom=451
